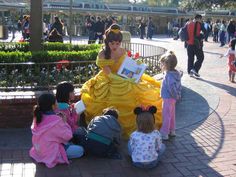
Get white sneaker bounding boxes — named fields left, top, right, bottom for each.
left=190, top=69, right=200, bottom=78
left=162, top=134, right=169, bottom=140
left=169, top=131, right=176, bottom=137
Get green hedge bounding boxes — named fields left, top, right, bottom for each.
left=0, top=49, right=99, bottom=63
left=0, top=42, right=101, bottom=52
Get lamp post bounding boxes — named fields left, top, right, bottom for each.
left=30, top=0, right=43, bottom=51
left=69, top=0, right=73, bottom=44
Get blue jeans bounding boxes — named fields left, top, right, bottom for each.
left=64, top=143, right=84, bottom=159
left=128, top=141, right=166, bottom=169
left=220, top=31, right=226, bottom=46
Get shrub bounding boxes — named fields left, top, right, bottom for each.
left=0, top=49, right=99, bottom=63
left=0, top=42, right=101, bottom=52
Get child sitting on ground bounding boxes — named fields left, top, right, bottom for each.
left=159, top=51, right=182, bottom=140
left=77, top=107, right=122, bottom=159
left=220, top=38, right=236, bottom=83
left=128, top=106, right=165, bottom=169
left=56, top=81, right=87, bottom=131
left=29, top=93, right=84, bottom=168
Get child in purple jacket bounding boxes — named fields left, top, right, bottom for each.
left=159, top=51, right=182, bottom=140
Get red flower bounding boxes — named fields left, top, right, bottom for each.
left=56, top=60, right=70, bottom=71
left=127, top=50, right=132, bottom=57
left=134, top=52, right=140, bottom=59
left=19, top=38, right=25, bottom=42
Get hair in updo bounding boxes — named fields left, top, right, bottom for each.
left=159, top=51, right=177, bottom=71
left=103, top=24, right=123, bottom=59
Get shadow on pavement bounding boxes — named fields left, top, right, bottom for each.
left=198, top=78, right=236, bottom=97
left=176, top=86, right=211, bottom=129
left=203, top=50, right=223, bottom=57
left=0, top=85, right=225, bottom=177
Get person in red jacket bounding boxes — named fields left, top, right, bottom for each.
left=186, top=14, right=206, bottom=78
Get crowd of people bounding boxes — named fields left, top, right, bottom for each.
left=169, top=18, right=236, bottom=47
left=17, top=15, right=65, bottom=42
left=29, top=23, right=184, bottom=169
left=177, top=14, right=236, bottom=82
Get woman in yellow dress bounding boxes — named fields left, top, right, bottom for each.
left=81, top=24, right=162, bottom=138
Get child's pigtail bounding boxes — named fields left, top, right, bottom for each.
left=33, top=105, right=42, bottom=125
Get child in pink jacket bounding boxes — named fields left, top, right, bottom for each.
left=29, top=93, right=84, bottom=168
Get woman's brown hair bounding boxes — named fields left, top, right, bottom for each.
left=103, top=24, right=123, bottom=59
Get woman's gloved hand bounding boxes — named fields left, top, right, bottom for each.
left=108, top=73, right=124, bottom=81
left=126, top=78, right=136, bottom=83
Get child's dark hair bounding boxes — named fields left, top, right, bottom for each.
left=229, top=38, right=236, bottom=51
left=103, top=107, right=119, bottom=119
left=56, top=81, right=74, bottom=103
left=103, top=24, right=123, bottom=59
left=160, top=51, right=177, bottom=71
left=134, top=106, right=157, bottom=133
left=33, top=93, right=56, bottom=125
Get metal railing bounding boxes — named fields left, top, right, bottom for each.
left=0, top=42, right=166, bottom=92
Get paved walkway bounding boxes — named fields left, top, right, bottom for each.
left=0, top=36, right=236, bottom=177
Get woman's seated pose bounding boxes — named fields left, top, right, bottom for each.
left=81, top=24, right=162, bottom=138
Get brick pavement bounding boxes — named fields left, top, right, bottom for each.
left=1, top=36, right=236, bottom=177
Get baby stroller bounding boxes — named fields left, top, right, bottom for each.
left=173, top=27, right=179, bottom=40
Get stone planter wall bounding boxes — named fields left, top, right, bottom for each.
left=0, top=91, right=81, bottom=128
left=0, top=98, right=36, bottom=128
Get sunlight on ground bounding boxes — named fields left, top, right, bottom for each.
left=1, top=163, right=36, bottom=177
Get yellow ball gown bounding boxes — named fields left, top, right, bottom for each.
left=81, top=53, right=162, bottom=138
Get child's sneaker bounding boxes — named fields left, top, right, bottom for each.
left=169, top=130, right=176, bottom=137
left=161, top=134, right=169, bottom=140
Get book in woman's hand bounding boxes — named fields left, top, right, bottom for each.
left=117, top=56, right=147, bottom=83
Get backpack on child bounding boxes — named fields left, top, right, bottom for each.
left=178, top=24, right=189, bottom=42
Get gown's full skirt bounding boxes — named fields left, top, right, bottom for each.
left=81, top=55, right=162, bottom=138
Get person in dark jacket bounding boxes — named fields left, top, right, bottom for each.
left=85, top=16, right=96, bottom=44
left=77, top=107, right=121, bottom=159
left=227, top=19, right=235, bottom=43
left=50, top=16, right=63, bottom=36
left=48, top=28, right=63, bottom=43
left=94, top=16, right=105, bottom=44
left=139, top=19, right=146, bottom=39
left=146, top=17, right=155, bottom=39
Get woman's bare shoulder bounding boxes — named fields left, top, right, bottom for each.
left=119, top=48, right=126, bottom=56
left=121, top=48, right=126, bottom=54
left=98, top=50, right=105, bottom=59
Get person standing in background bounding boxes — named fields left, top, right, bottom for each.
left=146, top=17, right=155, bottom=40
left=219, top=20, right=227, bottom=47
left=186, top=14, right=206, bottom=78
left=139, top=19, right=146, bottom=39
left=227, top=19, right=235, bottom=43
left=94, top=16, right=105, bottom=44
left=50, top=16, right=63, bottom=36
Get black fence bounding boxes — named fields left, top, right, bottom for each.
left=0, top=42, right=166, bottom=92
